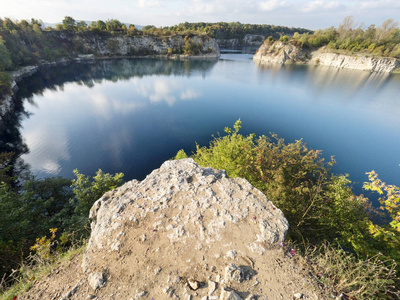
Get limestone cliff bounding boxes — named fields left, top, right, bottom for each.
left=253, top=41, right=400, bottom=73
left=17, top=159, right=327, bottom=300
left=72, top=34, right=220, bottom=58
left=217, top=34, right=265, bottom=48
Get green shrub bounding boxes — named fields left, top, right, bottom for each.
left=191, top=120, right=368, bottom=244
left=71, top=169, right=124, bottom=219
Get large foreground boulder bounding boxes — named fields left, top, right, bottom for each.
left=19, top=159, right=327, bottom=299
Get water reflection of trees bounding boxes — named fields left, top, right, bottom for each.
left=0, top=96, right=30, bottom=185
left=16, top=58, right=218, bottom=101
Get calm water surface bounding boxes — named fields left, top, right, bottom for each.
left=16, top=53, right=400, bottom=195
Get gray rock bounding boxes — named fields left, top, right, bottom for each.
left=293, top=293, right=304, bottom=299
left=253, top=40, right=400, bottom=73
left=88, top=272, right=106, bottom=290
left=220, top=288, right=242, bottom=300
left=135, top=291, right=147, bottom=298
left=60, top=280, right=81, bottom=299
left=83, top=159, right=288, bottom=272
left=208, top=280, right=217, bottom=296
left=225, top=264, right=244, bottom=283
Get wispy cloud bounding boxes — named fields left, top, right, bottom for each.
left=137, top=0, right=160, bottom=8
left=259, top=0, right=287, bottom=12
left=300, top=0, right=343, bottom=13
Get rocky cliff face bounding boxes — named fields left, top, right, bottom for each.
left=254, top=41, right=400, bottom=73
left=17, top=159, right=326, bottom=300
left=253, top=41, right=307, bottom=65
left=73, top=34, right=220, bottom=58
left=217, top=34, right=265, bottom=48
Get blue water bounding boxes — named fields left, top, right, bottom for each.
left=17, top=54, right=400, bottom=195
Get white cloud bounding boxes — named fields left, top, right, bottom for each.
left=359, top=0, right=400, bottom=9
left=180, top=89, right=201, bottom=100
left=300, top=0, right=343, bottom=13
left=23, top=125, right=71, bottom=175
left=259, top=0, right=287, bottom=11
left=149, top=80, right=177, bottom=105
left=137, top=0, right=160, bottom=8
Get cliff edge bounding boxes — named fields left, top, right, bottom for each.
left=253, top=41, right=400, bottom=73
left=17, top=159, right=326, bottom=300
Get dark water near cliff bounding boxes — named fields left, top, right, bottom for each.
left=12, top=54, right=400, bottom=195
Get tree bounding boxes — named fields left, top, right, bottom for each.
left=106, top=19, right=122, bottom=32
left=71, top=169, right=124, bottom=218
left=96, top=20, right=106, bottom=31
left=62, top=16, right=76, bottom=31
left=55, top=24, right=64, bottom=31
left=77, top=21, right=87, bottom=31
left=0, top=36, right=12, bottom=71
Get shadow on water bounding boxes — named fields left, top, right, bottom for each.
left=0, top=96, right=30, bottom=185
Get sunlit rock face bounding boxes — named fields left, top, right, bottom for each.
left=73, top=34, right=220, bottom=58
left=254, top=41, right=400, bottom=73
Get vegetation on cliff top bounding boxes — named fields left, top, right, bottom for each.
left=287, top=17, right=400, bottom=58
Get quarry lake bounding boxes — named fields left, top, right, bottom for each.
left=14, top=52, right=400, bottom=195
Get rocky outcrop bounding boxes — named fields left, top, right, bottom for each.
left=309, top=50, right=400, bottom=73
left=253, top=41, right=308, bottom=65
left=254, top=41, right=400, bottom=73
left=73, top=34, right=220, bottom=58
left=217, top=34, right=266, bottom=48
left=17, top=159, right=327, bottom=300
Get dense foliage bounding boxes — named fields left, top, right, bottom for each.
left=290, top=17, right=400, bottom=58
left=157, top=21, right=312, bottom=40
left=176, top=120, right=400, bottom=298
left=0, top=166, right=124, bottom=286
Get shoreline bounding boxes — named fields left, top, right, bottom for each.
left=1, top=53, right=219, bottom=117
left=253, top=42, right=400, bottom=74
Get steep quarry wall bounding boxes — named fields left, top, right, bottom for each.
left=73, top=34, right=220, bottom=58
left=17, top=159, right=327, bottom=300
left=253, top=41, right=400, bottom=73
left=217, top=34, right=265, bottom=48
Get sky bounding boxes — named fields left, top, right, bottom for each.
left=1, top=0, right=399, bottom=30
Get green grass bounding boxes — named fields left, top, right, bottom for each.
left=0, top=242, right=86, bottom=300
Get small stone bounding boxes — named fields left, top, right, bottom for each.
left=293, top=293, right=304, bottom=299
left=245, top=295, right=257, bottom=300
left=88, top=273, right=106, bottom=290
left=188, top=279, right=200, bottom=290
left=135, top=291, right=147, bottom=298
left=209, top=296, right=219, bottom=300
left=86, top=295, right=96, bottom=299
left=224, top=264, right=243, bottom=283
left=226, top=250, right=237, bottom=259
left=201, top=296, right=208, bottom=300
left=220, top=288, right=242, bottom=300
left=208, top=280, right=217, bottom=296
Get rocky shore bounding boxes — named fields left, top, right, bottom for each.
left=253, top=41, right=400, bottom=73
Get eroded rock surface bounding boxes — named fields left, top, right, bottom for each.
left=18, top=159, right=327, bottom=300
left=254, top=40, right=400, bottom=73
